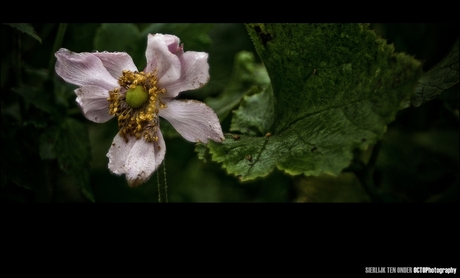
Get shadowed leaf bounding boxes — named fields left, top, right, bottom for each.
left=39, top=118, right=95, bottom=202
left=408, top=38, right=459, bottom=108
left=4, top=23, right=42, bottom=43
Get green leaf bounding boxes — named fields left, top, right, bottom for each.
left=201, top=24, right=422, bottom=181
left=195, top=142, right=208, bottom=163
left=230, top=83, right=274, bottom=136
left=39, top=118, right=95, bottom=202
left=4, top=23, right=42, bottom=43
left=206, top=51, right=270, bottom=121
left=408, top=38, right=459, bottom=108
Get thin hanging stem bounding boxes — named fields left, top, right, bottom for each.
left=157, top=166, right=162, bottom=202
left=157, top=161, right=168, bottom=203
left=163, top=160, right=168, bottom=203
left=161, top=160, right=168, bottom=203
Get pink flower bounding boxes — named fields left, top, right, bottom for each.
left=55, top=33, right=224, bottom=187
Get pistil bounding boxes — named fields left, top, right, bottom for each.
left=107, top=70, right=167, bottom=143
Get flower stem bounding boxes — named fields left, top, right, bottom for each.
left=157, top=161, right=168, bottom=203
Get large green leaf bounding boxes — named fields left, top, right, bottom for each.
left=199, top=24, right=422, bottom=181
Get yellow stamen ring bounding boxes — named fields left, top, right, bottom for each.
left=107, top=70, right=167, bottom=143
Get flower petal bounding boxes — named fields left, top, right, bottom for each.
left=164, top=51, right=210, bottom=98
left=144, top=34, right=209, bottom=99
left=145, top=34, right=182, bottom=94
left=75, top=85, right=113, bottom=123
left=92, top=51, right=138, bottom=79
left=55, top=48, right=118, bottom=91
left=107, top=132, right=166, bottom=187
left=159, top=99, right=224, bottom=143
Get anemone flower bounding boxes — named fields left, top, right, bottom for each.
left=55, top=33, right=224, bottom=187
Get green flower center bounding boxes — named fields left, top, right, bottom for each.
left=107, top=70, right=167, bottom=143
left=125, top=86, right=148, bottom=108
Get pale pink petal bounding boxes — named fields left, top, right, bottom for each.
left=144, top=34, right=182, bottom=88
left=161, top=51, right=209, bottom=98
left=159, top=99, right=224, bottom=143
left=92, top=51, right=138, bottom=79
left=107, top=132, right=166, bottom=187
left=107, top=134, right=136, bottom=176
left=55, top=48, right=118, bottom=91
left=75, top=86, right=113, bottom=123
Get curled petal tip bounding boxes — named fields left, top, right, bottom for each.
left=127, top=177, right=147, bottom=188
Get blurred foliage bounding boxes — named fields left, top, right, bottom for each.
left=294, top=173, right=371, bottom=203
left=1, top=23, right=458, bottom=202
